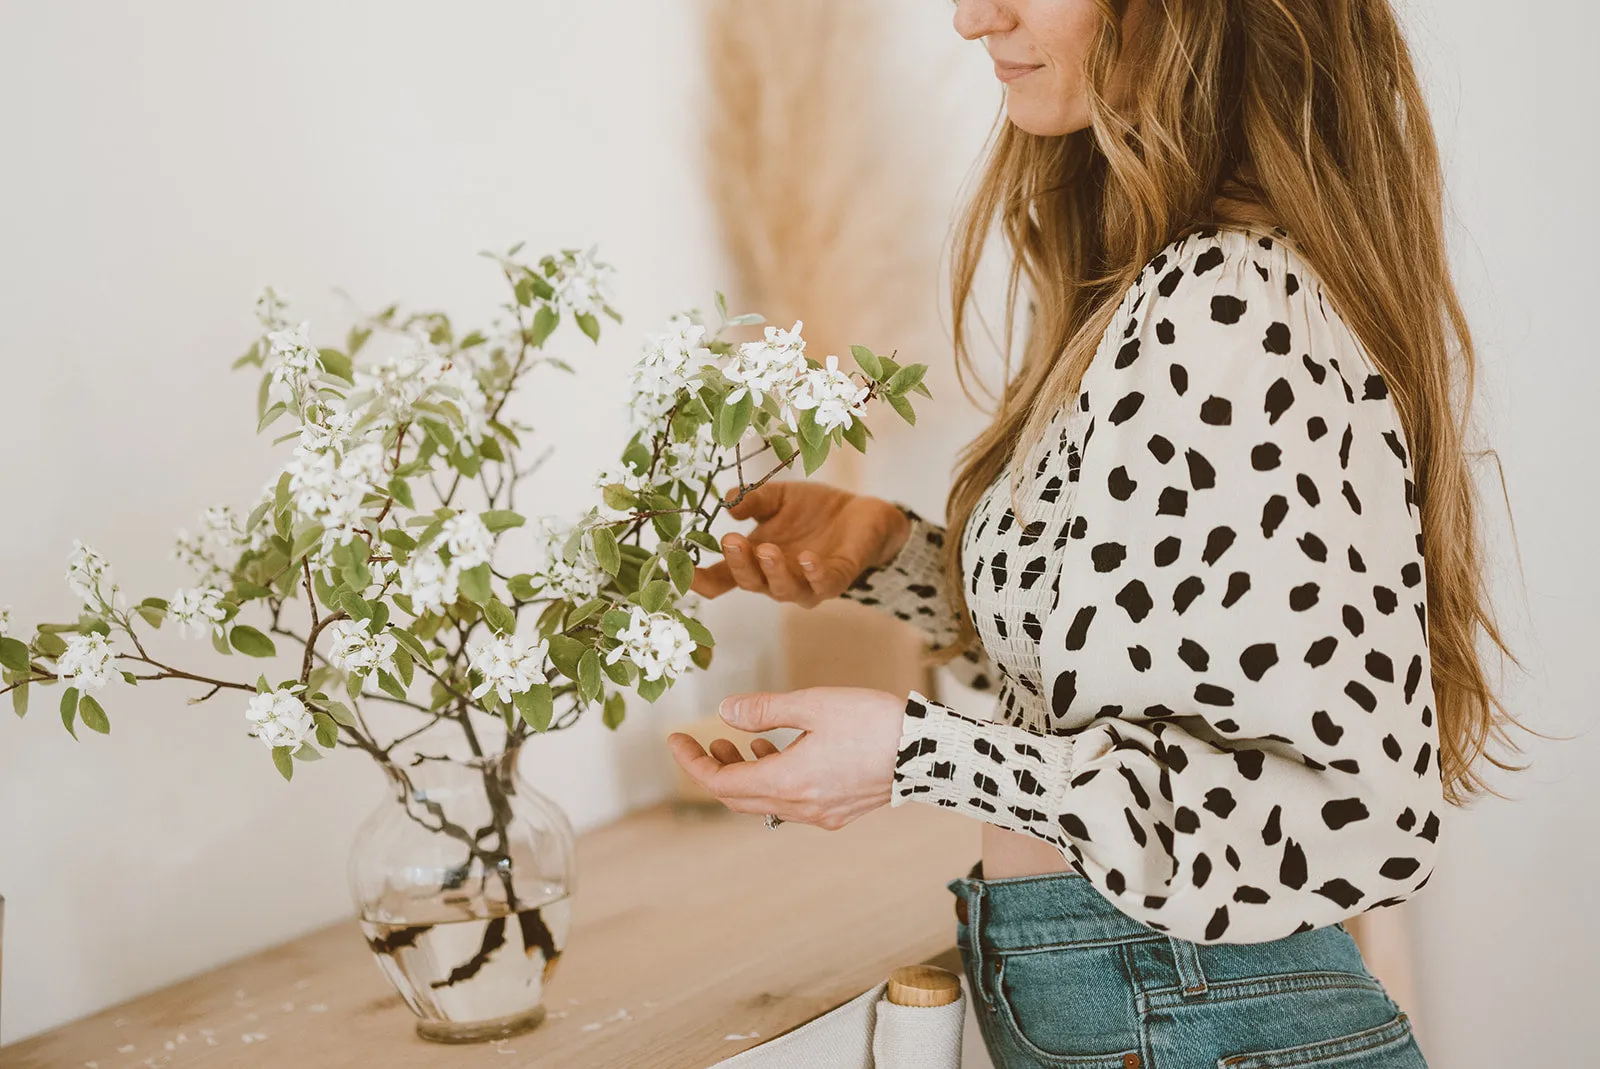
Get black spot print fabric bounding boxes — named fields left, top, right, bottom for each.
left=855, top=226, right=1443, bottom=944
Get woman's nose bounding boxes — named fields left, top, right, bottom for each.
left=953, top=0, right=1017, bottom=41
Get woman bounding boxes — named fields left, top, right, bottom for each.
left=668, top=1, right=1517, bottom=1065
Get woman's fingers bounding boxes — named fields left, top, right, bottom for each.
left=726, top=481, right=785, bottom=522
left=708, top=737, right=745, bottom=765
left=754, top=543, right=808, bottom=602
left=690, top=561, right=737, bottom=598
left=750, top=737, right=781, bottom=758
left=720, top=533, right=770, bottom=593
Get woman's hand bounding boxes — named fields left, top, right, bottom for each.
left=689, top=482, right=910, bottom=607
left=666, top=687, right=907, bottom=830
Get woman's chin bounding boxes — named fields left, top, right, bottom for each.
left=1004, top=95, right=1088, bottom=138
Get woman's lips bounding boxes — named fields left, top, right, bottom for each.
left=993, top=60, right=1043, bottom=83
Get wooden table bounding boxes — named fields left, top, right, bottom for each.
left=5, top=799, right=979, bottom=1068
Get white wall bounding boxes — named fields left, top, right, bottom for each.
left=1, top=0, right=1595, bottom=1061
left=0, top=0, right=789, bottom=1043
left=1396, top=4, right=1600, bottom=1065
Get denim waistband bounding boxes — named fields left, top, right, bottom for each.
left=948, top=858, right=1166, bottom=952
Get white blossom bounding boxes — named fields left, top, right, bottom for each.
left=254, top=286, right=292, bottom=333
left=724, top=320, right=809, bottom=409
left=65, top=541, right=117, bottom=608
left=659, top=422, right=719, bottom=484
left=245, top=688, right=314, bottom=750
left=0, top=605, right=11, bottom=638
left=547, top=248, right=614, bottom=319
left=467, top=634, right=549, bottom=704
left=175, top=506, right=252, bottom=580
left=628, top=314, right=712, bottom=431
left=440, top=512, right=494, bottom=570
left=352, top=331, right=449, bottom=423
left=529, top=517, right=605, bottom=602
left=397, top=550, right=459, bottom=615
left=605, top=606, right=696, bottom=683
left=324, top=618, right=398, bottom=677
left=56, top=632, right=119, bottom=694
left=790, top=354, right=870, bottom=433
left=168, top=587, right=227, bottom=639
left=266, top=321, right=322, bottom=406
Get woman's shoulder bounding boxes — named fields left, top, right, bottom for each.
left=1089, top=224, right=1383, bottom=414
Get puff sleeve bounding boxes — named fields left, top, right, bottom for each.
left=889, top=237, right=1444, bottom=943
left=837, top=505, right=1000, bottom=692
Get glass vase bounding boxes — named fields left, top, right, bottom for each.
left=348, top=743, right=577, bottom=1043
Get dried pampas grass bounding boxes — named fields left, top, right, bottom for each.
left=701, top=0, right=931, bottom=398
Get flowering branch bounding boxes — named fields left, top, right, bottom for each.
left=0, top=245, right=930, bottom=790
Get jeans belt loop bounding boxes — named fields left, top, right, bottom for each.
left=1169, top=935, right=1208, bottom=997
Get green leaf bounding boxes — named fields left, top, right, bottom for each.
left=485, top=597, right=517, bottom=636
left=317, top=348, right=354, bottom=384
left=60, top=686, right=79, bottom=738
left=576, top=312, right=600, bottom=343
left=393, top=645, right=414, bottom=688
left=601, top=653, right=635, bottom=686
left=691, top=644, right=713, bottom=670
left=637, top=675, right=667, bottom=703
left=33, top=630, right=67, bottom=657
left=387, top=477, right=415, bottom=510
left=686, top=528, right=721, bottom=554
left=886, top=363, right=927, bottom=395
left=797, top=406, right=826, bottom=448
left=591, top=526, right=621, bottom=576
left=389, top=627, right=429, bottom=665
left=666, top=548, right=694, bottom=595
left=272, top=745, right=295, bottom=781
left=0, top=636, right=30, bottom=672
left=508, top=573, right=537, bottom=601
left=292, top=743, right=324, bottom=762
left=578, top=649, right=603, bottom=703
left=313, top=711, right=339, bottom=749
left=887, top=391, right=917, bottom=425
left=603, top=691, right=626, bottom=730
left=601, top=608, right=632, bottom=637
left=566, top=597, right=606, bottom=627
left=77, top=694, right=109, bottom=733
left=377, top=670, right=407, bottom=700
left=229, top=626, right=277, bottom=658
left=458, top=563, right=493, bottom=605
left=800, top=432, right=829, bottom=476
left=336, top=591, right=372, bottom=622
left=546, top=635, right=586, bottom=681
left=481, top=509, right=525, bottom=533
left=290, top=522, right=325, bottom=562
left=322, top=700, right=358, bottom=727
left=12, top=681, right=28, bottom=718
left=842, top=415, right=869, bottom=453
left=680, top=614, right=715, bottom=647
left=601, top=483, right=637, bottom=511
left=770, top=436, right=796, bottom=465
left=850, top=345, right=884, bottom=380
left=715, top=392, right=754, bottom=448
left=638, top=580, right=672, bottom=615
left=514, top=684, right=553, bottom=732
left=529, top=305, right=559, bottom=348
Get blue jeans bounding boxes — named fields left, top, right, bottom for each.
left=950, top=860, right=1427, bottom=1068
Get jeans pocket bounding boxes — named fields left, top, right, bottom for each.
left=1217, top=1011, right=1425, bottom=1068
left=990, top=946, right=1144, bottom=1067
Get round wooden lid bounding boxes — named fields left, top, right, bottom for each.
left=885, top=964, right=962, bottom=1007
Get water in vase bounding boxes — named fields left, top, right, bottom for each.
left=360, top=878, right=573, bottom=1042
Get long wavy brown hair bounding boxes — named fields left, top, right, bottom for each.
left=937, top=0, right=1522, bottom=804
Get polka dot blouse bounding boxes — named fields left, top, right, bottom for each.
left=840, top=225, right=1443, bottom=945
